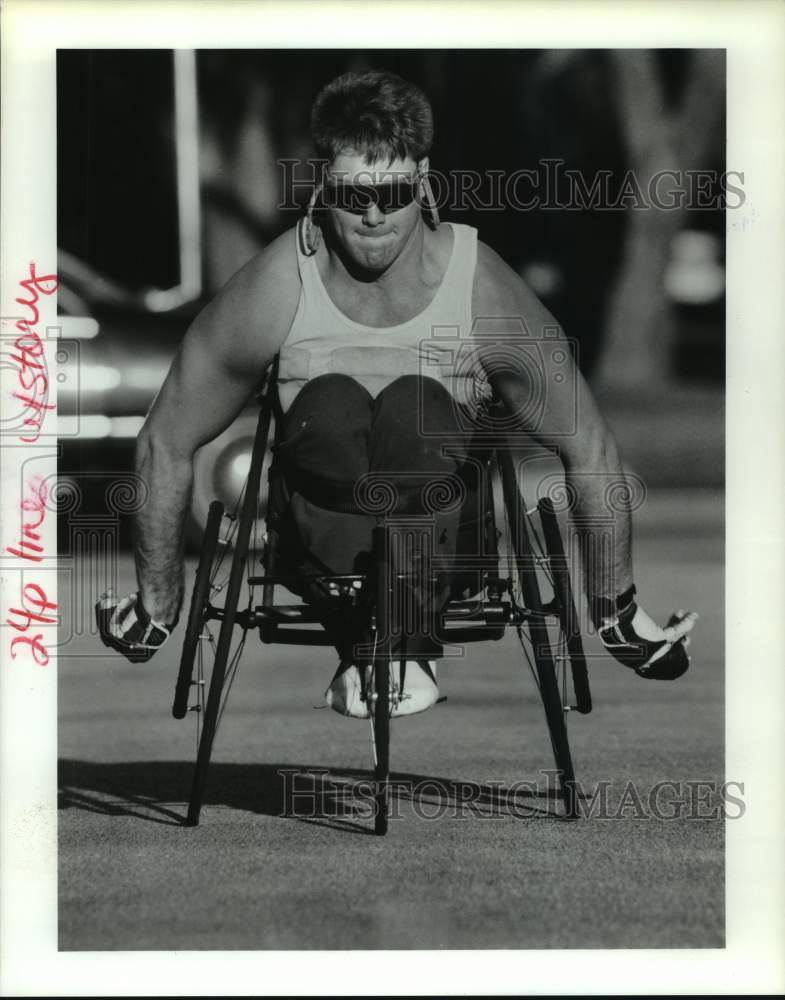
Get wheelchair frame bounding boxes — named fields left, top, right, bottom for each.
left=173, top=369, right=592, bottom=834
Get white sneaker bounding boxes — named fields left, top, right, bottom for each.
left=325, top=660, right=439, bottom=719
left=324, top=661, right=369, bottom=718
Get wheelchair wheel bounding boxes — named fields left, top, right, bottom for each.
left=179, top=405, right=272, bottom=826
left=371, top=522, right=392, bottom=836
left=498, top=450, right=579, bottom=819
left=538, top=497, right=591, bottom=716
left=372, top=658, right=390, bottom=836
left=173, top=499, right=225, bottom=721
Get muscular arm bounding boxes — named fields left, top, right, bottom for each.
left=134, top=229, right=300, bottom=623
left=472, top=242, right=633, bottom=608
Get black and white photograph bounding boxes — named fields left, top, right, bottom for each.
left=1, top=1, right=784, bottom=995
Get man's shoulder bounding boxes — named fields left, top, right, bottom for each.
left=233, top=225, right=300, bottom=296
left=472, top=238, right=524, bottom=316
left=471, top=238, right=563, bottom=339
left=191, top=226, right=302, bottom=365
left=209, top=226, right=301, bottom=329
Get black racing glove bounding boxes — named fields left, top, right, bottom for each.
left=593, top=586, right=698, bottom=680
left=96, top=589, right=176, bottom=663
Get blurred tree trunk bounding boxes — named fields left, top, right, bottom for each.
left=593, top=50, right=724, bottom=390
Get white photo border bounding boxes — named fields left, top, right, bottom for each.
left=1, top=0, right=784, bottom=994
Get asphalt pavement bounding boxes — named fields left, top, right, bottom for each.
left=58, top=489, right=724, bottom=950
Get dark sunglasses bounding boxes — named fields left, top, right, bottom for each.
left=320, top=176, right=419, bottom=215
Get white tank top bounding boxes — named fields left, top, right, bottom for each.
left=277, top=221, right=485, bottom=413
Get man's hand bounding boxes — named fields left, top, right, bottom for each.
left=95, top=589, right=175, bottom=663
left=599, top=602, right=698, bottom=680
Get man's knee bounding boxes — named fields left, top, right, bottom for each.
left=278, top=374, right=374, bottom=479
left=379, top=374, right=452, bottom=406
left=374, top=375, right=460, bottom=435
left=288, top=373, right=374, bottom=416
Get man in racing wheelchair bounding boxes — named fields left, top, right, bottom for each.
left=97, top=70, right=697, bottom=712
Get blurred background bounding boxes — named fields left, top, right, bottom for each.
left=56, top=49, right=725, bottom=552
left=55, top=52, right=728, bottom=949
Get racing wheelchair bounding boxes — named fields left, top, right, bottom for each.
left=173, top=363, right=592, bottom=835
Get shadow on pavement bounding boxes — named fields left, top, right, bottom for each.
left=58, top=758, right=574, bottom=832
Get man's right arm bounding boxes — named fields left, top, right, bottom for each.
left=133, top=229, right=300, bottom=627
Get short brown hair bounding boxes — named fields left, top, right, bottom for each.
left=311, top=70, right=434, bottom=165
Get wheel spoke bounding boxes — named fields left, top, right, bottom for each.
left=216, top=627, right=248, bottom=731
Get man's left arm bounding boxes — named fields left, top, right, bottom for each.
left=471, top=241, right=696, bottom=679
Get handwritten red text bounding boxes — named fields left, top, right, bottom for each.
left=10, top=262, right=58, bottom=444
left=7, top=583, right=58, bottom=667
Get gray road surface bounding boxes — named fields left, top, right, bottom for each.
left=58, top=490, right=724, bottom=950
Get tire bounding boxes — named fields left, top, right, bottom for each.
left=538, top=497, right=591, bottom=716
left=372, top=522, right=392, bottom=836
left=373, top=659, right=390, bottom=836
left=173, top=500, right=225, bottom=720
left=184, top=405, right=272, bottom=826
left=498, top=449, right=579, bottom=819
